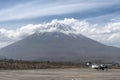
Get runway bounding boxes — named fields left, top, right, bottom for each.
left=0, top=69, right=119, bottom=80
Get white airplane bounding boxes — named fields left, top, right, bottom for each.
left=86, top=62, right=108, bottom=71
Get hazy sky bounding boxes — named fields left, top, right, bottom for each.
left=0, top=0, right=120, bottom=48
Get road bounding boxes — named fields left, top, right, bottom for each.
left=0, top=69, right=119, bottom=80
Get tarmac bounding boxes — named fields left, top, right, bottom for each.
left=0, top=69, right=119, bottom=80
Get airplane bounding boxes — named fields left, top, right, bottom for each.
left=86, top=62, right=108, bottom=71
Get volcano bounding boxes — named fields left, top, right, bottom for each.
left=0, top=23, right=120, bottom=62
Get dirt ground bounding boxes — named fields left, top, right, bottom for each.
left=0, top=69, right=119, bottom=80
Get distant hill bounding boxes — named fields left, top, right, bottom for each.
left=0, top=23, right=120, bottom=62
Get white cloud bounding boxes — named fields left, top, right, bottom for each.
left=0, top=18, right=120, bottom=48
